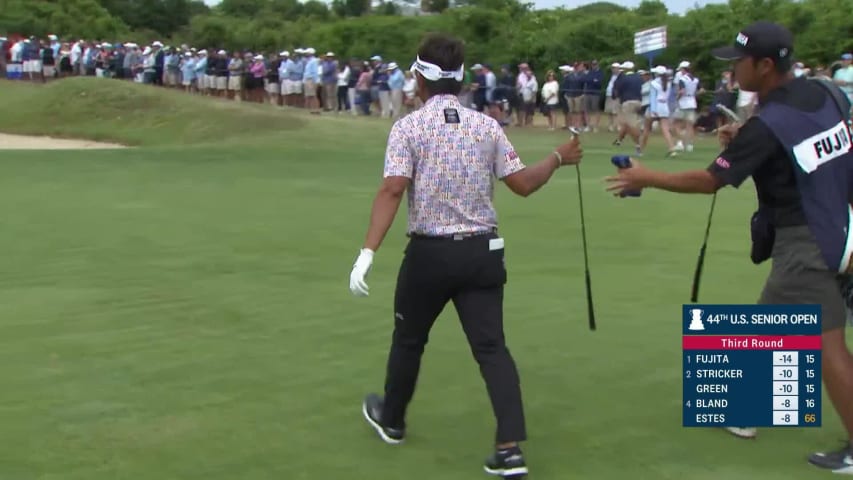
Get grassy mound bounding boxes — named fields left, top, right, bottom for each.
left=0, top=78, right=307, bottom=147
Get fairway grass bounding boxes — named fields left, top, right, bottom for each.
left=0, top=82, right=845, bottom=479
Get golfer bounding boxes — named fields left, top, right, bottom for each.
left=605, top=21, right=853, bottom=473
left=348, top=32, right=583, bottom=477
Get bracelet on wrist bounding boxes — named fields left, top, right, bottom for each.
left=552, top=150, right=563, bottom=168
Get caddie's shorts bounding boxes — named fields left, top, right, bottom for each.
left=758, top=225, right=846, bottom=332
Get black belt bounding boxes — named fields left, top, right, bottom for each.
left=408, top=229, right=496, bottom=241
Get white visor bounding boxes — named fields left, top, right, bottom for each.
left=410, top=56, right=464, bottom=82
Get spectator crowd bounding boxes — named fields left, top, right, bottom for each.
left=2, top=34, right=852, bottom=157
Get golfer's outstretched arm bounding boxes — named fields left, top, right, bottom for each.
left=503, top=139, right=583, bottom=197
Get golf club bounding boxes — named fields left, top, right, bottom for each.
left=691, top=192, right=717, bottom=303
left=715, top=103, right=742, bottom=124
left=687, top=104, right=736, bottom=304
left=569, top=127, right=596, bottom=331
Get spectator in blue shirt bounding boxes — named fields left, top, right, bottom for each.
left=612, top=61, right=643, bottom=152
left=386, top=62, right=405, bottom=120
left=302, top=47, right=321, bottom=113
left=584, top=60, right=604, bottom=131
left=321, top=52, right=338, bottom=111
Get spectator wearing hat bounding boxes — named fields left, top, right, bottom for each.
left=368, top=55, right=384, bottom=115
left=181, top=51, right=196, bottom=93
left=279, top=50, right=295, bottom=107
left=321, top=52, right=338, bottom=111
left=612, top=61, right=643, bottom=153
left=213, top=50, right=228, bottom=97
left=387, top=62, right=405, bottom=121
left=604, top=62, right=621, bottom=131
left=248, top=54, right=267, bottom=103
left=142, top=46, right=156, bottom=84
left=302, top=48, right=321, bottom=113
left=672, top=60, right=703, bottom=153
left=834, top=52, right=853, bottom=110
left=228, top=51, right=245, bottom=101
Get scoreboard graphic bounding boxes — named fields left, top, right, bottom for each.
left=682, top=305, right=822, bottom=427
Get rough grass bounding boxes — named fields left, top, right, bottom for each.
left=0, top=78, right=310, bottom=147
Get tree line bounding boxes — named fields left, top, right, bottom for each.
left=2, top=0, right=852, bottom=85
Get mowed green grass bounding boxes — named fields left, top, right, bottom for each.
left=0, top=79, right=846, bottom=480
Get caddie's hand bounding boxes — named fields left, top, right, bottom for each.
left=604, top=158, right=648, bottom=196
left=555, top=136, right=583, bottom=166
left=349, top=248, right=374, bottom=297
left=717, top=123, right=741, bottom=149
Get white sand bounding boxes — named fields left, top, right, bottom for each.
left=0, top=133, right=126, bottom=150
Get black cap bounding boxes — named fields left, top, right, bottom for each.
left=711, top=21, right=793, bottom=67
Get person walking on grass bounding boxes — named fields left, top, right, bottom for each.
left=349, top=32, right=584, bottom=479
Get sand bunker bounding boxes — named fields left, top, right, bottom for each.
left=0, top=133, right=126, bottom=150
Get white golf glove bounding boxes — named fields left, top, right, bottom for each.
left=349, top=248, right=374, bottom=297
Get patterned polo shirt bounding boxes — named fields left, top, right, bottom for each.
left=383, top=94, right=526, bottom=236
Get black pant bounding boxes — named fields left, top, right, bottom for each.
left=380, top=232, right=527, bottom=443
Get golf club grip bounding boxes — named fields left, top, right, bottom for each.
left=585, top=269, right=596, bottom=330
left=691, top=244, right=707, bottom=303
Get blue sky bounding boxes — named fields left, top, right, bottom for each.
left=202, top=0, right=727, bottom=15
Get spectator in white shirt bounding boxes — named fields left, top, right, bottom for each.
left=516, top=63, right=538, bottom=127
left=337, top=61, right=350, bottom=113
left=541, top=70, right=560, bottom=131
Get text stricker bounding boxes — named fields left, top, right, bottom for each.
left=696, top=369, right=743, bottom=378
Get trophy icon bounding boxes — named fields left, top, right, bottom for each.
left=688, top=309, right=705, bottom=331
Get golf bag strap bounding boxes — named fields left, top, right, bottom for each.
left=811, top=78, right=852, bottom=122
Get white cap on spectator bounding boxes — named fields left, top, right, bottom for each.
left=143, top=46, right=152, bottom=55
left=293, top=48, right=303, bottom=54
left=651, top=65, right=667, bottom=75
left=184, top=51, right=191, bottom=57
left=370, top=55, right=382, bottom=61
left=199, top=49, right=207, bottom=55
left=305, top=47, right=315, bottom=55
left=48, top=34, right=58, bottom=40
left=387, top=62, right=398, bottom=70
left=677, top=60, right=690, bottom=69
left=0, top=37, right=6, bottom=41
left=152, top=41, right=163, bottom=47
left=217, top=49, right=226, bottom=55
left=558, top=65, right=573, bottom=72
left=190, top=47, right=197, bottom=52
left=280, top=51, right=289, bottom=56
left=620, top=61, right=634, bottom=70
left=471, top=63, right=483, bottom=70
left=102, top=42, right=112, bottom=48
left=611, top=62, right=620, bottom=68
left=326, top=51, right=335, bottom=57
left=254, top=54, right=264, bottom=60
